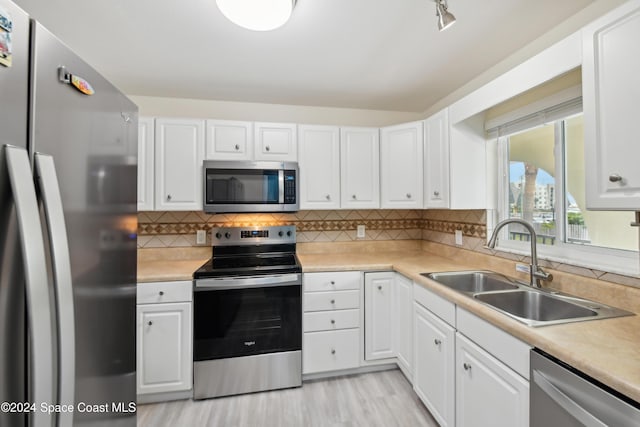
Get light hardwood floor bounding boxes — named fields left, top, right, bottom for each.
left=137, top=369, right=438, bottom=427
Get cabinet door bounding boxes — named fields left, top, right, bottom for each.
left=424, top=109, right=450, bottom=209
left=393, top=274, right=413, bottom=379
left=340, top=127, right=380, bottom=209
left=583, top=0, right=640, bottom=209
left=413, top=302, right=455, bottom=427
left=205, top=120, right=253, bottom=160
left=380, top=121, right=423, bottom=208
left=137, top=302, right=192, bottom=395
left=154, top=118, right=204, bottom=210
left=298, top=125, right=341, bottom=209
left=364, top=272, right=394, bottom=360
left=254, top=122, right=297, bottom=161
left=137, top=117, right=155, bottom=211
left=456, top=333, right=529, bottom=427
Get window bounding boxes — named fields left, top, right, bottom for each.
left=495, top=112, right=639, bottom=274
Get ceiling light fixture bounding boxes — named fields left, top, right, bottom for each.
left=435, top=0, right=456, bottom=31
left=216, top=0, right=297, bottom=31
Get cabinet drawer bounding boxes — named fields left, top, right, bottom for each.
left=304, top=290, right=359, bottom=312
left=304, top=309, right=360, bottom=332
left=137, top=281, right=192, bottom=304
left=304, top=271, right=360, bottom=292
left=303, top=329, right=360, bottom=374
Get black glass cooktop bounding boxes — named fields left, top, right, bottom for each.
left=193, top=253, right=301, bottom=279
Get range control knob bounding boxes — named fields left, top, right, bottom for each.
left=215, top=232, right=222, bottom=239
left=224, top=232, right=231, bottom=239
left=278, top=231, right=284, bottom=237
left=286, top=231, right=292, bottom=237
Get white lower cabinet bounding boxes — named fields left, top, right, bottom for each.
left=136, top=281, right=192, bottom=397
left=364, top=272, right=394, bottom=361
left=303, top=272, right=361, bottom=375
left=455, top=333, right=529, bottom=427
left=393, top=274, right=413, bottom=378
left=413, top=302, right=455, bottom=427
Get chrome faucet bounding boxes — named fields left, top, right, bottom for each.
left=486, top=218, right=553, bottom=288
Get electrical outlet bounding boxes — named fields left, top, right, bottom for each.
left=515, top=263, right=530, bottom=274
left=356, top=225, right=366, bottom=239
left=196, top=230, right=207, bottom=245
left=455, top=230, right=463, bottom=245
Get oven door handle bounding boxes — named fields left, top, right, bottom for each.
left=195, top=273, right=301, bottom=290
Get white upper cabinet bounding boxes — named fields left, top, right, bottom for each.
left=340, top=127, right=380, bottom=209
left=205, top=120, right=253, bottom=160
left=254, top=122, right=297, bottom=161
left=583, top=0, right=640, bottom=209
left=380, top=121, right=424, bottom=209
left=298, top=125, right=341, bottom=209
left=154, top=118, right=205, bottom=211
left=424, top=109, right=450, bottom=209
left=137, top=117, right=155, bottom=211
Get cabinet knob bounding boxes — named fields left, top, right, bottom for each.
left=406, top=193, right=411, bottom=199
left=159, top=291, right=164, bottom=296
left=330, top=281, right=335, bottom=285
left=331, top=349, right=336, bottom=355
left=330, top=319, right=335, bottom=325
left=235, top=144, right=240, bottom=151
left=463, top=363, right=472, bottom=371
left=434, top=339, right=442, bottom=346
left=166, top=194, right=172, bottom=200
left=378, top=285, right=382, bottom=290
left=147, top=321, right=153, bottom=326
left=330, top=299, right=335, bottom=304
left=265, top=145, right=270, bottom=152
left=326, top=194, right=331, bottom=200
left=434, top=191, right=440, bottom=196
left=609, top=174, right=623, bottom=183
left=352, top=194, right=357, bottom=200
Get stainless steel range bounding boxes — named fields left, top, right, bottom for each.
left=192, top=225, right=302, bottom=400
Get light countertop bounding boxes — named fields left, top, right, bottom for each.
left=137, top=247, right=640, bottom=403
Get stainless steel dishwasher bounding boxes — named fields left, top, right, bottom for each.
left=531, top=349, right=640, bottom=426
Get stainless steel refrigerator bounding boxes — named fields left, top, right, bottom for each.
left=0, top=0, right=137, bottom=426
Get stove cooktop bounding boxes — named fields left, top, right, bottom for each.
left=193, top=253, right=301, bottom=279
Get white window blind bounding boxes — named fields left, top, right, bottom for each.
left=486, top=96, right=582, bottom=139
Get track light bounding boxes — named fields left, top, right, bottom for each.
left=435, top=0, right=456, bottom=31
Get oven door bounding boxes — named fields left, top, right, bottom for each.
left=194, top=274, right=302, bottom=361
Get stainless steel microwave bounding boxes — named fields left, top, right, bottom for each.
left=203, top=161, right=299, bottom=213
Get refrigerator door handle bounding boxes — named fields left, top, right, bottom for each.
left=34, top=152, right=75, bottom=427
left=4, top=145, right=54, bottom=427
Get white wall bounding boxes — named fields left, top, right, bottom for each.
left=423, top=0, right=628, bottom=117
left=129, top=95, right=422, bottom=127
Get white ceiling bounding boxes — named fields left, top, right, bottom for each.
left=14, top=0, right=593, bottom=112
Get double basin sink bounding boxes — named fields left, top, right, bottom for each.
left=422, top=270, right=632, bottom=327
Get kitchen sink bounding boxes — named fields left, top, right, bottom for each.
left=421, top=271, right=519, bottom=294
left=423, top=270, right=633, bottom=327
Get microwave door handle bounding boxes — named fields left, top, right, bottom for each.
left=34, top=153, right=75, bottom=427
left=532, top=370, right=608, bottom=427
left=278, top=170, right=284, bottom=204
left=4, top=145, right=55, bottom=427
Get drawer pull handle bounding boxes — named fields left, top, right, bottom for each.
left=377, top=285, right=382, bottom=290
left=434, top=339, right=442, bottom=346
left=330, top=319, right=335, bottom=325
left=330, top=299, right=335, bottom=304
left=235, top=144, right=240, bottom=150
left=434, top=191, right=439, bottom=196
left=331, top=349, right=336, bottom=355
left=352, top=194, right=357, bottom=200
left=265, top=145, right=270, bottom=152
left=609, top=174, right=623, bottom=182
left=326, top=194, right=331, bottom=201
left=148, top=321, right=153, bottom=326
left=166, top=194, right=172, bottom=200
left=330, top=281, right=335, bottom=285
left=463, top=363, right=472, bottom=371
left=406, top=193, right=411, bottom=199
left=159, top=291, right=164, bottom=296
